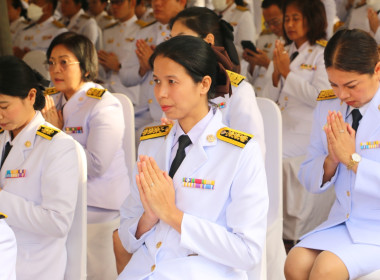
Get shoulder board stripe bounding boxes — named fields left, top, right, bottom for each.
left=226, top=70, right=245, bottom=87
left=140, top=124, right=172, bottom=141
left=36, top=125, right=60, bottom=140
left=316, top=39, right=328, bottom=47
left=142, top=20, right=157, bottom=28
left=0, top=128, right=4, bottom=134
left=52, top=20, right=66, bottom=28
left=0, top=213, right=7, bottom=219
left=317, top=89, right=337, bottom=101
left=86, top=88, right=106, bottom=99
left=105, top=21, right=119, bottom=29
left=44, top=87, right=59, bottom=95
left=217, top=127, right=253, bottom=148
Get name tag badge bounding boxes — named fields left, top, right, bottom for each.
left=182, top=177, right=215, bottom=190
left=360, top=141, right=380, bottom=150
left=65, top=127, right=83, bottom=134
left=6, top=170, right=26, bottom=178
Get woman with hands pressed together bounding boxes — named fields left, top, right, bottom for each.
left=117, top=35, right=268, bottom=280
left=42, top=32, right=130, bottom=280
left=286, top=29, right=380, bottom=280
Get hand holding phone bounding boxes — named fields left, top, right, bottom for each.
left=241, top=40, right=259, bottom=55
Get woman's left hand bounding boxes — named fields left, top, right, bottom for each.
left=41, top=96, right=63, bottom=129
left=273, top=40, right=291, bottom=79
left=325, top=111, right=356, bottom=166
left=137, top=155, right=183, bottom=233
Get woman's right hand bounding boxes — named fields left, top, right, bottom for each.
left=41, top=96, right=64, bottom=129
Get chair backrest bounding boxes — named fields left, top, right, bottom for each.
left=64, top=141, right=87, bottom=280
left=357, top=270, right=380, bottom=280
left=256, top=97, right=286, bottom=280
left=22, top=50, right=50, bottom=80
left=112, top=93, right=136, bottom=179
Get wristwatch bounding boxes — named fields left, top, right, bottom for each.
left=346, top=153, right=361, bottom=170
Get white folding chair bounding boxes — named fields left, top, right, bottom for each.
left=257, top=97, right=286, bottom=280
left=113, top=93, right=136, bottom=179
left=357, top=270, right=380, bottom=280
left=64, top=141, right=87, bottom=280
left=22, top=50, right=50, bottom=80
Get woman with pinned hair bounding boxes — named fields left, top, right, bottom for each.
left=117, top=35, right=268, bottom=279
left=286, top=29, right=380, bottom=279
left=42, top=31, right=129, bottom=280
left=0, top=213, right=16, bottom=280
left=169, top=6, right=266, bottom=159
left=0, top=56, right=79, bottom=280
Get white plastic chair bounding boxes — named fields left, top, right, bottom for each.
left=113, top=93, right=136, bottom=179
left=64, top=141, right=87, bottom=280
left=22, top=50, right=50, bottom=80
left=257, top=97, right=286, bottom=280
left=357, top=270, right=380, bottom=280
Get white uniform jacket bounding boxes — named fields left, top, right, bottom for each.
left=14, top=16, right=67, bottom=52
left=210, top=79, right=266, bottom=159
left=0, top=112, right=79, bottom=280
left=94, top=10, right=116, bottom=30
left=10, top=17, right=29, bottom=47
left=64, top=9, right=101, bottom=49
left=50, top=82, right=130, bottom=210
left=265, top=41, right=330, bottom=157
left=101, top=15, right=141, bottom=105
left=298, top=85, right=380, bottom=246
left=118, top=110, right=268, bottom=280
left=0, top=219, right=16, bottom=280
left=120, top=21, right=169, bottom=129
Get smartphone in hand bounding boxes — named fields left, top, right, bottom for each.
left=241, top=40, right=259, bottom=55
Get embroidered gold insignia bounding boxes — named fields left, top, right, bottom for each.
left=140, top=124, right=173, bottom=141
left=217, top=127, right=253, bottom=148
left=226, top=70, right=246, bottom=87
left=316, top=39, right=328, bottom=47
left=44, top=87, right=59, bottom=95
left=36, top=125, right=60, bottom=140
left=0, top=213, right=7, bottom=219
left=316, top=89, right=337, bottom=101
left=0, top=128, right=4, bottom=134
left=52, top=20, right=65, bottom=28
left=236, top=5, right=249, bottom=11
left=86, top=88, right=106, bottom=99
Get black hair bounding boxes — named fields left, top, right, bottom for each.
left=325, top=29, right=380, bottom=75
left=282, top=0, right=327, bottom=45
left=262, top=0, right=282, bottom=9
left=149, top=36, right=218, bottom=99
left=0, top=56, right=46, bottom=110
left=73, top=0, right=88, bottom=11
left=234, top=0, right=246, bottom=7
left=169, top=7, right=240, bottom=67
left=10, top=0, right=28, bottom=18
left=47, top=32, right=98, bottom=82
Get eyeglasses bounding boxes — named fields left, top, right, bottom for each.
left=264, top=18, right=283, bottom=29
left=45, top=59, right=80, bottom=71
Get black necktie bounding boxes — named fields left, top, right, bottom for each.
left=1, top=142, right=12, bottom=169
left=290, top=51, right=299, bottom=62
left=169, top=135, right=192, bottom=178
left=351, top=109, right=362, bottom=132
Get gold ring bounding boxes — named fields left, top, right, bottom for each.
left=282, top=51, right=287, bottom=54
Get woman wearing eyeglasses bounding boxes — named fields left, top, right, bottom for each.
left=42, top=31, right=130, bottom=280
left=0, top=55, right=79, bottom=280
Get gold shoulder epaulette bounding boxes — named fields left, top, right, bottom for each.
left=260, top=28, right=272, bottom=35
left=0, top=128, right=4, bottom=134
left=226, top=70, right=246, bottom=87
left=142, top=20, right=157, bottom=28
left=105, top=21, right=119, bottom=29
left=135, top=19, right=150, bottom=28
left=0, top=213, right=7, bottom=219
left=236, top=5, right=249, bottom=11
left=80, top=14, right=91, bottom=19
left=217, top=127, right=253, bottom=148
left=317, top=89, right=337, bottom=101
left=44, top=87, right=59, bottom=95
left=86, top=88, right=106, bottom=99
left=140, top=124, right=172, bottom=141
left=52, top=20, right=66, bottom=28
left=316, top=39, right=328, bottom=47
left=37, top=125, right=60, bottom=140
left=104, top=15, right=114, bottom=20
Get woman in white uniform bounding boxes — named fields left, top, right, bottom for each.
left=169, top=7, right=266, bottom=159
left=118, top=35, right=268, bottom=280
left=42, top=32, right=130, bottom=280
left=285, top=29, right=380, bottom=279
left=0, top=56, right=79, bottom=280
left=0, top=214, right=16, bottom=280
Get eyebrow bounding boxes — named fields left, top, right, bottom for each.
left=329, top=79, right=358, bottom=86
left=49, top=55, right=70, bottom=59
